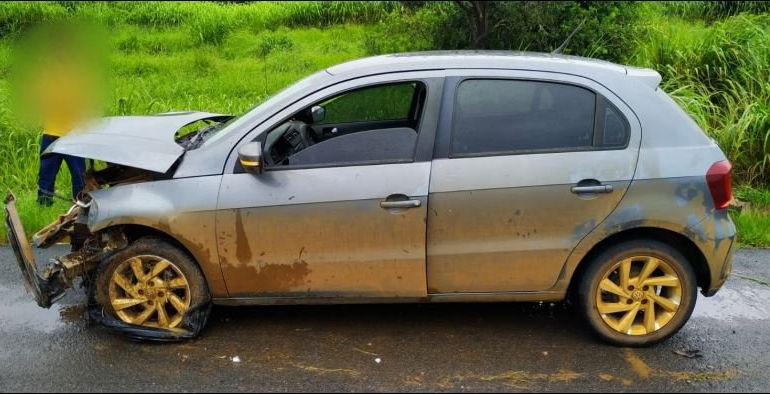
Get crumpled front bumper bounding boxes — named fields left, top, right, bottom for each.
left=4, top=191, right=210, bottom=341
left=3, top=192, right=64, bottom=308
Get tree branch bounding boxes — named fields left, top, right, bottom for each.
left=453, top=0, right=473, bottom=13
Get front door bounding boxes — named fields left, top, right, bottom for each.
left=217, top=163, right=429, bottom=298
left=217, top=77, right=443, bottom=299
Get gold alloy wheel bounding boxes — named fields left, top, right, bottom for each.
left=108, top=255, right=191, bottom=328
left=596, top=255, right=683, bottom=335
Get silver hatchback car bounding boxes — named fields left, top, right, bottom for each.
left=5, top=51, right=736, bottom=346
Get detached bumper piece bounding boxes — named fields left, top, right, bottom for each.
left=4, top=192, right=64, bottom=308
left=4, top=192, right=103, bottom=308
left=6, top=192, right=208, bottom=341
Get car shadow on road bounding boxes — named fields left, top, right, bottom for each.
left=203, top=301, right=599, bottom=346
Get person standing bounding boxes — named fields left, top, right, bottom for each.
left=27, top=23, right=102, bottom=206
left=36, top=98, right=87, bottom=206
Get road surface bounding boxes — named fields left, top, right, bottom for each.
left=1, top=246, right=769, bottom=392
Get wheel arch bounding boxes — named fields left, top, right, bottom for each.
left=566, top=227, right=711, bottom=300
left=117, top=224, right=196, bottom=259
left=94, top=222, right=228, bottom=298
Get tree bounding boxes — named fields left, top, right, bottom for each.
left=392, top=1, right=639, bottom=61
left=453, top=1, right=492, bottom=49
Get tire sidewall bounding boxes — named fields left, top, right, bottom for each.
left=578, top=240, right=698, bottom=347
left=92, top=237, right=210, bottom=329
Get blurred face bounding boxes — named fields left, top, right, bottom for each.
left=11, top=20, right=109, bottom=131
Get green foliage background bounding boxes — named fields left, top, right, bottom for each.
left=0, top=1, right=769, bottom=244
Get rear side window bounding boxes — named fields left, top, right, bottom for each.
left=451, top=79, right=627, bottom=156
left=602, top=102, right=628, bottom=146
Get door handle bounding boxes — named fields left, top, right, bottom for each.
left=571, top=185, right=614, bottom=194
left=380, top=200, right=422, bottom=209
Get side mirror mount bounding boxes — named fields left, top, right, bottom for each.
left=238, top=142, right=263, bottom=174
left=311, top=105, right=326, bottom=123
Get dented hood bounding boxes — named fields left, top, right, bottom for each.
left=45, top=111, right=231, bottom=173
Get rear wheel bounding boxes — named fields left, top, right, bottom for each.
left=577, top=240, right=697, bottom=347
left=93, top=237, right=210, bottom=335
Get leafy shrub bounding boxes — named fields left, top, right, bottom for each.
left=256, top=32, right=294, bottom=57
left=367, top=1, right=641, bottom=62
left=362, top=4, right=447, bottom=55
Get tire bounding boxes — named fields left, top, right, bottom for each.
left=576, top=239, right=697, bottom=347
left=92, top=237, right=211, bottom=340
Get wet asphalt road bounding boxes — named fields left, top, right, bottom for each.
left=1, top=246, right=769, bottom=393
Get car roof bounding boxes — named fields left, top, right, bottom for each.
left=327, top=50, right=626, bottom=75
left=325, top=50, right=662, bottom=89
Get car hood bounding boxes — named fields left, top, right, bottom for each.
left=45, top=111, right=232, bottom=173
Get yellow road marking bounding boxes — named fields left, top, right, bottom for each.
left=622, top=348, right=651, bottom=379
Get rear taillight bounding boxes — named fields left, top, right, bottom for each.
left=706, top=160, right=732, bottom=210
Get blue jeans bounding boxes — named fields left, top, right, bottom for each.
left=37, top=134, right=86, bottom=206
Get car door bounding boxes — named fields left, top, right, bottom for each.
left=426, top=70, right=641, bottom=294
left=216, top=73, right=444, bottom=299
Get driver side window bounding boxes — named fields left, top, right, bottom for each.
left=263, top=81, right=426, bottom=169
left=319, top=83, right=417, bottom=124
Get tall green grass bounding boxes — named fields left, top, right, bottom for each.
left=731, top=209, right=770, bottom=247
left=1, top=1, right=770, bottom=245
left=660, top=1, right=770, bottom=22
left=0, top=22, right=371, bottom=186
left=0, top=1, right=399, bottom=39
left=0, top=2, right=383, bottom=241
left=629, top=7, right=770, bottom=186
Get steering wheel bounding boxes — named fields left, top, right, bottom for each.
left=287, top=120, right=316, bottom=149
left=263, top=120, right=318, bottom=166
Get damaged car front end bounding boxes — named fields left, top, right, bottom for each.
left=5, top=190, right=125, bottom=309
left=4, top=111, right=231, bottom=341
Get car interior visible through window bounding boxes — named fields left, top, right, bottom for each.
left=450, top=79, right=630, bottom=156
left=261, top=81, right=427, bottom=168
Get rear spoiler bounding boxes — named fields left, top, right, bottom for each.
left=626, top=67, right=662, bottom=90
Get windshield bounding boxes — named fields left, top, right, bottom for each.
left=203, top=69, right=333, bottom=146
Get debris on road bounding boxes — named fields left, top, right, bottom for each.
left=352, top=347, right=379, bottom=356
left=673, top=349, right=703, bottom=359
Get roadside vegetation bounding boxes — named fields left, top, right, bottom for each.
left=0, top=1, right=769, bottom=246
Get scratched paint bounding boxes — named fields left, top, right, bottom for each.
left=426, top=182, right=628, bottom=293
left=552, top=177, right=735, bottom=298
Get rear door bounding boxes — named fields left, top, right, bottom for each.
left=426, top=70, right=641, bottom=294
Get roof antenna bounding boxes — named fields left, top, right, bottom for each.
left=552, top=18, right=587, bottom=54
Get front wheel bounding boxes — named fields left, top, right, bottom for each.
left=92, top=237, right=211, bottom=340
left=577, top=240, right=697, bottom=347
